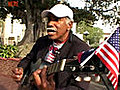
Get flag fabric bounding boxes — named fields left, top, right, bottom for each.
left=78, top=48, right=95, bottom=63
left=95, top=27, right=120, bottom=90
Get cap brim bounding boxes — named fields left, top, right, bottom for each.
left=41, top=10, right=68, bottom=18
left=41, top=9, right=74, bottom=21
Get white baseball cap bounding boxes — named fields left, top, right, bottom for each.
left=41, top=4, right=74, bottom=21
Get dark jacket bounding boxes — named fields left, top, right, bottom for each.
left=18, top=32, right=90, bottom=90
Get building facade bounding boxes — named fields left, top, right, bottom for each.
left=0, top=13, right=26, bottom=45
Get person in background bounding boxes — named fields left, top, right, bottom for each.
left=12, top=4, right=90, bottom=90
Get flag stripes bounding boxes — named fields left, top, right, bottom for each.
left=103, top=44, right=119, bottom=63
left=95, top=50, right=119, bottom=79
left=101, top=44, right=119, bottom=70
left=95, top=29, right=119, bottom=90
left=95, top=42, right=119, bottom=77
left=107, top=71, right=118, bottom=89
left=79, top=28, right=119, bottom=90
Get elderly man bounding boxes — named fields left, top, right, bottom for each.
left=12, top=4, right=90, bottom=90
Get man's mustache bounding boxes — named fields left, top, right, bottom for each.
left=47, top=27, right=56, bottom=32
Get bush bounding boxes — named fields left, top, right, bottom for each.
left=90, top=43, right=100, bottom=48
left=0, top=44, right=18, bottom=58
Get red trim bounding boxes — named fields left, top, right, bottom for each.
left=0, top=57, right=22, bottom=61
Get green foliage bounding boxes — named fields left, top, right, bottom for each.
left=73, top=8, right=97, bottom=24
left=0, top=44, right=18, bottom=58
left=88, top=27, right=103, bottom=44
left=77, top=21, right=104, bottom=47
left=90, top=43, right=100, bottom=48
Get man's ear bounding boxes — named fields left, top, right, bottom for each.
left=67, top=21, right=73, bottom=31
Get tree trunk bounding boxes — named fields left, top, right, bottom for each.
left=33, top=7, right=42, bottom=42
left=18, top=0, right=49, bottom=46
left=17, top=0, right=34, bottom=46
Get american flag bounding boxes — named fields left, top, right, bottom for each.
left=95, top=27, right=120, bottom=90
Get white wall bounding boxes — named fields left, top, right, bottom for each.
left=72, top=22, right=83, bottom=40
left=2, top=13, right=26, bottom=45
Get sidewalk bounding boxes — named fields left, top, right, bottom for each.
left=0, top=59, right=20, bottom=90
left=0, top=75, right=19, bottom=90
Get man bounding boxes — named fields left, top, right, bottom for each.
left=12, top=4, right=90, bottom=90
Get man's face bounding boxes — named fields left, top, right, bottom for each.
left=47, top=14, right=72, bottom=42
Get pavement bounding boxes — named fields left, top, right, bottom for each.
left=0, top=75, right=19, bottom=90
left=0, top=59, right=20, bottom=90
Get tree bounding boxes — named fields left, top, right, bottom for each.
left=77, top=21, right=103, bottom=46
left=65, top=0, right=120, bottom=26
left=73, top=8, right=97, bottom=25
left=84, top=0, right=120, bottom=25
left=0, top=0, right=57, bottom=45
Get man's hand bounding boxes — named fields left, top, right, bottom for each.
left=12, top=67, right=23, bottom=82
left=33, top=65, right=55, bottom=90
